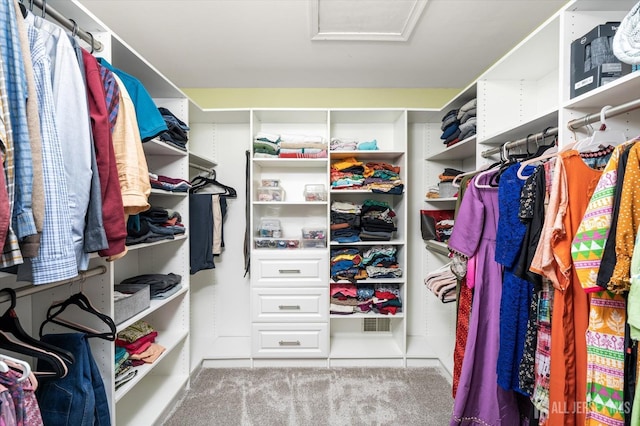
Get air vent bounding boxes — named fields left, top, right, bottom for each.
left=310, top=0, right=428, bottom=42
left=363, top=318, right=391, bottom=333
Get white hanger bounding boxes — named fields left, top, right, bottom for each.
left=473, top=164, right=501, bottom=189
left=451, top=170, right=477, bottom=187
left=474, top=143, right=507, bottom=189
left=573, top=105, right=627, bottom=152
left=0, top=353, right=31, bottom=383
left=515, top=130, right=583, bottom=180
left=516, top=144, right=559, bottom=180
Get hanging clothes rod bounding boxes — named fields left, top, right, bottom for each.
left=481, top=127, right=558, bottom=158
left=0, top=265, right=107, bottom=304
left=189, top=162, right=213, bottom=174
left=27, top=0, right=103, bottom=52
left=567, top=98, right=640, bottom=131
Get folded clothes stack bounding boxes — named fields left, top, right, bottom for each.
left=119, top=272, right=183, bottom=300
left=440, top=108, right=460, bottom=146
left=424, top=263, right=457, bottom=304
left=457, top=98, right=477, bottom=142
left=115, top=320, right=167, bottom=389
left=439, top=98, right=477, bottom=148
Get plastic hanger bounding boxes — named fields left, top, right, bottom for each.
left=18, top=1, right=27, bottom=18
left=573, top=105, right=627, bottom=153
left=190, top=170, right=237, bottom=197
left=529, top=127, right=557, bottom=159
left=516, top=127, right=570, bottom=180
left=489, top=136, right=534, bottom=187
left=451, top=170, right=476, bottom=188
left=0, top=288, right=75, bottom=365
left=39, top=290, right=117, bottom=341
left=0, top=353, right=31, bottom=383
left=0, top=329, right=67, bottom=379
left=474, top=143, right=507, bottom=189
left=452, top=160, right=502, bottom=188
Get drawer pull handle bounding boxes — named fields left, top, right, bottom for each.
left=278, top=269, right=301, bottom=274
left=278, top=305, right=301, bottom=310
left=279, top=340, right=301, bottom=346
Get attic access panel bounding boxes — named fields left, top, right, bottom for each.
left=310, top=0, right=428, bottom=41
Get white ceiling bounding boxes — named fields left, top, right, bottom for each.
left=74, top=0, right=569, bottom=90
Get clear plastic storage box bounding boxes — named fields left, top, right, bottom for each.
left=301, top=227, right=327, bottom=248
left=258, top=218, right=282, bottom=238
left=261, top=179, right=280, bottom=187
left=257, top=186, right=285, bottom=201
left=304, top=184, right=327, bottom=201
left=254, top=238, right=300, bottom=249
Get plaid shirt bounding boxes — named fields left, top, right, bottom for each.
left=29, top=16, right=92, bottom=275
left=0, top=40, right=22, bottom=268
left=0, top=0, right=35, bottom=241
left=99, top=64, right=120, bottom=134
left=21, top=15, right=77, bottom=284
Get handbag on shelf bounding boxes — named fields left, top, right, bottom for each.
left=420, top=210, right=455, bottom=241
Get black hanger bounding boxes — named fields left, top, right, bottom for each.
left=530, top=127, right=557, bottom=159
left=18, top=1, right=27, bottom=18
left=0, top=288, right=75, bottom=365
left=0, top=288, right=70, bottom=380
left=0, top=329, right=69, bottom=380
left=190, top=170, right=237, bottom=197
left=490, top=135, right=538, bottom=186
left=39, top=292, right=117, bottom=341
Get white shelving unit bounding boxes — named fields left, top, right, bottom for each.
left=23, top=1, right=193, bottom=424
left=416, top=0, right=640, bottom=376
left=249, top=109, right=330, bottom=363
left=327, top=109, right=408, bottom=366
left=19, top=2, right=640, bottom=421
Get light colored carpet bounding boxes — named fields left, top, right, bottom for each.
left=163, top=367, right=454, bottom=426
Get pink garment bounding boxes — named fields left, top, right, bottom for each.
left=115, top=331, right=158, bottom=353
left=0, top=384, right=15, bottom=426
left=22, top=376, right=43, bottom=426
left=465, top=255, right=476, bottom=289
left=330, top=284, right=357, bottom=297
left=530, top=155, right=565, bottom=290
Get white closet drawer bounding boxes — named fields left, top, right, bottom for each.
left=251, top=323, right=328, bottom=358
left=252, top=252, right=328, bottom=287
left=251, top=287, right=328, bottom=322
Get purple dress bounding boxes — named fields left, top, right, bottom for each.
left=448, top=171, right=524, bottom=425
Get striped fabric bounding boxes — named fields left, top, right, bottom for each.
left=98, top=64, right=120, bottom=134
left=21, top=15, right=77, bottom=284
left=572, top=144, right=630, bottom=292
left=0, top=34, right=22, bottom=268
left=585, top=291, right=626, bottom=425
left=531, top=280, right=553, bottom=422
left=0, top=0, right=35, bottom=240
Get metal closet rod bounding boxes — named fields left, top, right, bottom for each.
left=481, top=98, right=640, bottom=158
left=189, top=162, right=213, bottom=173
left=481, top=127, right=559, bottom=158
left=27, top=0, right=103, bottom=52
left=0, top=265, right=107, bottom=304
left=567, top=98, right=640, bottom=130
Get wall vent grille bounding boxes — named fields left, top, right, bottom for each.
left=363, top=318, right=391, bottom=333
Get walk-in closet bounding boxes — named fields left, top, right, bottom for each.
left=2, top=0, right=640, bottom=424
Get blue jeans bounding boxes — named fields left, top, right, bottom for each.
left=36, top=333, right=111, bottom=426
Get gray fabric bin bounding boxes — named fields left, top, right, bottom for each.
left=114, top=284, right=150, bottom=325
